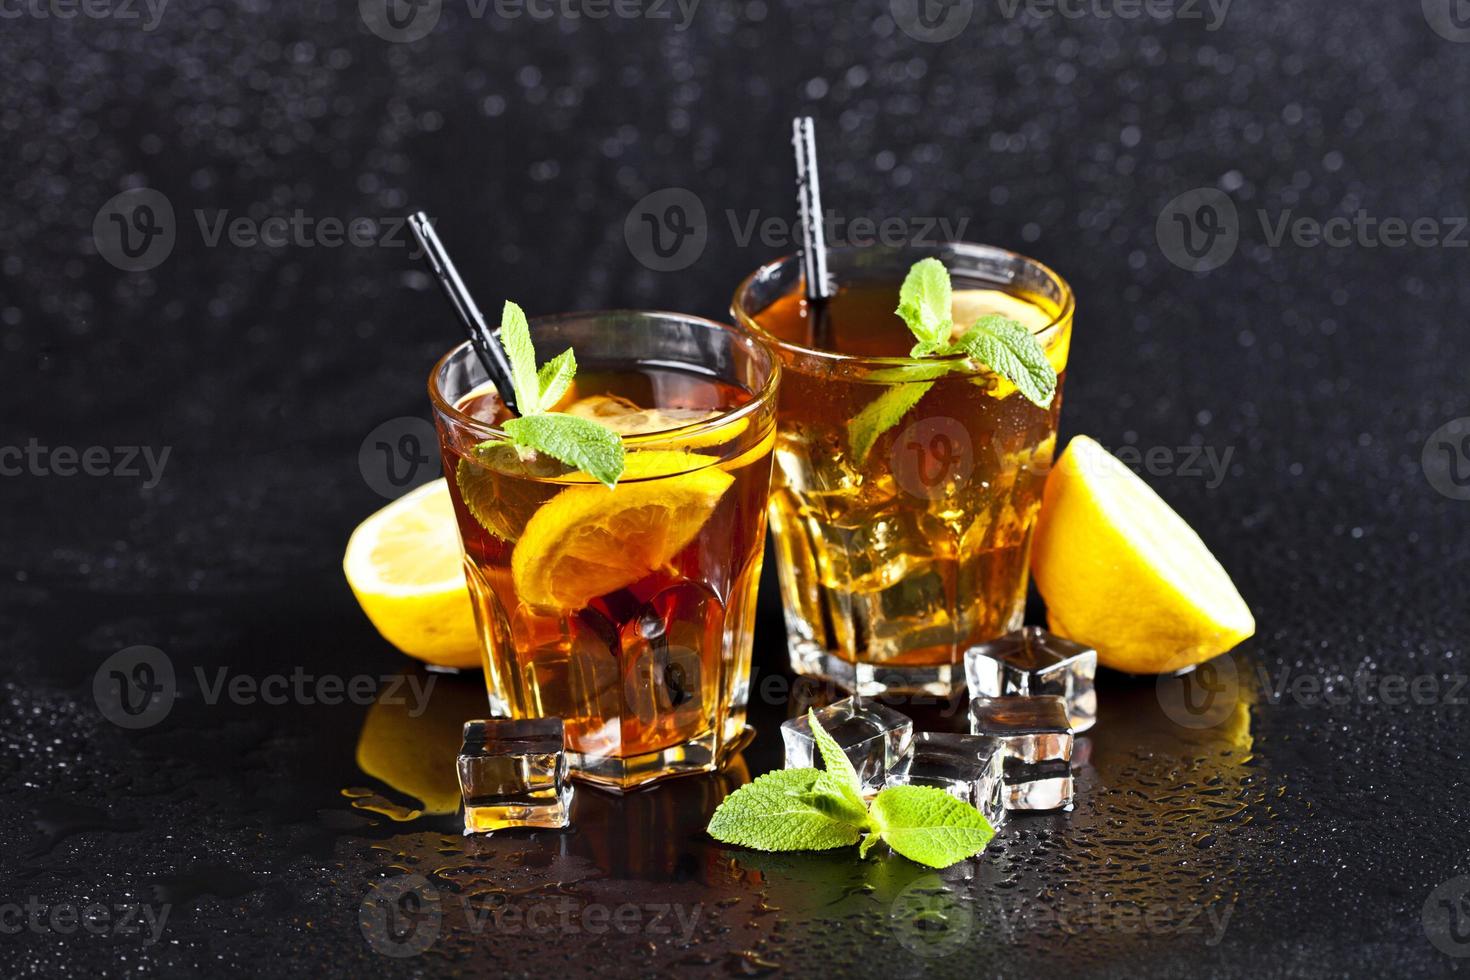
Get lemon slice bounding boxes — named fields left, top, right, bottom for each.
left=343, top=479, right=481, bottom=669
left=563, top=394, right=749, bottom=449
left=511, top=457, right=734, bottom=610
left=1030, top=435, right=1254, bottom=674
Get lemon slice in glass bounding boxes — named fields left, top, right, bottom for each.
left=511, top=451, right=733, bottom=611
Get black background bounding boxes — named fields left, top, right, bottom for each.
left=3, top=1, right=1470, bottom=976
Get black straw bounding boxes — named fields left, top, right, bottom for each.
left=408, top=212, right=520, bottom=416
left=791, top=117, right=834, bottom=347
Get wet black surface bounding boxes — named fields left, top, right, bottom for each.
left=4, top=2, right=1470, bottom=977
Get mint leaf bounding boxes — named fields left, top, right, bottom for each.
left=502, top=413, right=625, bottom=488
left=948, top=314, right=1056, bottom=408
left=847, top=381, right=934, bottom=464
left=798, top=775, right=870, bottom=829
left=499, top=300, right=541, bottom=412
left=806, top=709, right=865, bottom=805
left=895, top=257, right=953, bottom=349
left=536, top=347, right=576, bottom=411
left=869, top=785, right=996, bottom=869
left=708, top=769, right=863, bottom=852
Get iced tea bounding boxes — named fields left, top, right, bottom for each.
left=429, top=311, right=779, bottom=791
left=733, top=244, right=1074, bottom=696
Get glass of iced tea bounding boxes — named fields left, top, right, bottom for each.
left=428, top=311, right=779, bottom=791
left=732, top=243, right=1074, bottom=697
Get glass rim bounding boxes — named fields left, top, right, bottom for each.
left=427, top=308, right=781, bottom=446
left=730, top=240, right=1075, bottom=370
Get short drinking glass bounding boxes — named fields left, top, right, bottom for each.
left=429, top=311, right=780, bottom=791
left=732, top=243, right=1075, bottom=697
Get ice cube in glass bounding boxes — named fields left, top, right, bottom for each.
left=457, top=718, right=572, bottom=833
left=781, top=695, right=914, bottom=796
left=891, top=731, right=1006, bottom=829
left=1003, top=761, right=1074, bottom=812
left=964, top=627, right=1097, bottom=731
left=968, top=694, right=1074, bottom=765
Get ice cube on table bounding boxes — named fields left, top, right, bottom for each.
left=968, top=694, right=1074, bottom=765
left=963, top=627, right=1098, bottom=732
left=457, top=718, right=572, bottom=834
left=781, top=695, right=914, bottom=796
left=1003, top=761, right=1074, bottom=812
left=891, top=731, right=1006, bottom=829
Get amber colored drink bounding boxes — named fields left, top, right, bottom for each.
left=429, top=312, right=778, bottom=791
left=733, top=244, right=1074, bottom=696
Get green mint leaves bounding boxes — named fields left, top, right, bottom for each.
left=707, top=709, right=996, bottom=869
left=897, top=257, right=954, bottom=357
left=847, top=258, right=1058, bottom=463
left=847, top=380, right=935, bottom=466
left=483, top=301, right=625, bottom=487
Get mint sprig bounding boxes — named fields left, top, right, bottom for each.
left=846, top=259, right=1058, bottom=463
left=478, top=301, right=625, bottom=487
left=707, top=709, right=996, bottom=869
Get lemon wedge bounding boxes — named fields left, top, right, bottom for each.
left=343, top=479, right=481, bottom=669
left=1030, top=435, right=1254, bottom=674
left=511, top=454, right=733, bottom=610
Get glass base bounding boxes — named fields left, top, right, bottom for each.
left=568, top=732, right=720, bottom=794
left=788, top=638, right=967, bottom=697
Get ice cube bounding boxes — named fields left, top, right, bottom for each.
left=457, top=718, right=572, bottom=833
left=781, top=695, right=914, bottom=796
left=620, top=583, right=719, bottom=739
left=963, top=627, right=1098, bottom=732
left=1003, top=761, right=1074, bottom=812
left=891, top=731, right=1006, bottom=829
left=968, top=694, right=1074, bottom=765
left=563, top=394, right=719, bottom=435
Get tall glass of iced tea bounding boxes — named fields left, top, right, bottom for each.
left=732, top=243, right=1074, bottom=697
left=429, top=311, right=779, bottom=791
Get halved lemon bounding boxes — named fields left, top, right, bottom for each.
left=1030, top=435, right=1254, bottom=674
left=343, top=479, right=481, bottom=669
left=511, top=453, right=734, bottom=610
